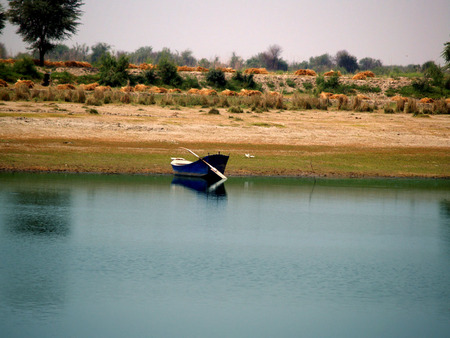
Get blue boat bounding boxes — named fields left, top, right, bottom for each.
left=171, top=153, right=229, bottom=179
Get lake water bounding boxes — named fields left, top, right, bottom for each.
left=0, top=173, right=449, bottom=337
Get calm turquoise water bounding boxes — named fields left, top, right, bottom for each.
left=0, top=173, right=449, bottom=337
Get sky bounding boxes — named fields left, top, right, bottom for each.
left=1, top=0, right=449, bottom=66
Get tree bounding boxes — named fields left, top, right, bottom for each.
left=422, top=61, right=444, bottom=87
left=197, top=58, right=211, bottom=68
left=179, top=49, right=196, bottom=67
left=307, top=54, right=334, bottom=72
left=335, top=50, right=358, bottom=73
left=441, top=41, right=450, bottom=70
left=90, top=42, right=111, bottom=65
left=69, top=43, right=89, bottom=61
left=260, top=44, right=288, bottom=71
left=262, top=44, right=282, bottom=70
left=229, top=52, right=244, bottom=70
left=358, top=57, right=382, bottom=71
left=8, top=0, right=84, bottom=66
left=0, top=4, right=6, bottom=34
left=129, top=46, right=153, bottom=64
left=46, top=44, right=70, bottom=60
left=245, top=53, right=265, bottom=68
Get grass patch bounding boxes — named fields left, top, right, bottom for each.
left=251, top=122, right=285, bottom=128
left=1, top=139, right=448, bottom=178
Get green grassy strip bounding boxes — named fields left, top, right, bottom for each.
left=0, top=139, right=448, bottom=178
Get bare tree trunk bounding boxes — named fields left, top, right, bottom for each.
left=39, top=49, right=45, bottom=67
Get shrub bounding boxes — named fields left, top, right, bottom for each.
left=77, top=74, right=101, bottom=84
left=218, top=96, right=230, bottom=108
left=138, top=93, right=155, bottom=105
left=181, top=75, right=200, bottom=90
left=384, top=105, right=395, bottom=114
left=315, top=74, right=340, bottom=94
left=86, top=97, right=103, bottom=106
left=158, top=58, right=182, bottom=87
left=0, top=89, right=11, bottom=101
left=0, top=63, right=19, bottom=82
left=206, top=69, right=227, bottom=88
left=286, top=79, right=296, bottom=88
left=395, top=98, right=405, bottom=112
left=12, top=57, right=42, bottom=80
left=51, top=71, right=76, bottom=84
left=63, top=90, right=74, bottom=102
left=14, top=86, right=30, bottom=100
left=291, top=93, right=328, bottom=110
left=160, top=94, right=175, bottom=106
left=432, top=99, right=449, bottom=114
left=93, top=89, right=104, bottom=101
left=121, top=93, right=132, bottom=104
left=351, top=96, right=362, bottom=111
left=103, top=94, right=112, bottom=104
left=99, top=54, right=130, bottom=87
left=75, top=89, right=86, bottom=103
left=424, top=63, right=444, bottom=87
left=303, top=82, right=313, bottom=91
left=142, top=69, right=158, bottom=85
left=208, top=108, right=220, bottom=115
left=228, top=106, right=244, bottom=114
left=228, top=71, right=259, bottom=90
left=404, top=98, right=418, bottom=114
left=43, top=88, right=55, bottom=101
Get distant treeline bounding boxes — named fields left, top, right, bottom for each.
left=0, top=42, right=440, bottom=76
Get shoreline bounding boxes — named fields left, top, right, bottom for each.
left=1, top=169, right=449, bottom=186
left=1, top=101, right=449, bottom=179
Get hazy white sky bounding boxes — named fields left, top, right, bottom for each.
left=1, top=0, right=449, bottom=65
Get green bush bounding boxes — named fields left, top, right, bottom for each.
left=0, top=57, right=43, bottom=82
left=131, top=69, right=159, bottom=86
left=12, top=57, right=42, bottom=80
left=181, top=75, right=200, bottom=90
left=0, top=63, right=19, bottom=82
left=77, top=74, right=101, bottom=84
left=228, top=71, right=259, bottom=91
left=303, top=82, right=313, bottom=91
left=158, top=58, right=182, bottom=87
left=286, top=79, right=296, bottom=88
left=206, top=69, right=227, bottom=88
left=315, top=74, right=340, bottom=94
left=99, top=54, right=130, bottom=87
left=388, top=79, right=450, bottom=99
left=424, top=63, right=444, bottom=87
left=51, top=71, right=76, bottom=84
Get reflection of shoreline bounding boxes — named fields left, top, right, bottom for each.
left=1, top=188, right=71, bottom=314
left=7, top=190, right=71, bottom=236
left=171, top=176, right=227, bottom=198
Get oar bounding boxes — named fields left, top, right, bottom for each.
left=180, top=147, right=227, bottom=180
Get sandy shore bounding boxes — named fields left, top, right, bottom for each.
left=1, top=101, right=449, bottom=147
left=0, top=101, right=449, bottom=177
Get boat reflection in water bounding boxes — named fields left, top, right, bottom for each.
left=171, top=176, right=227, bottom=198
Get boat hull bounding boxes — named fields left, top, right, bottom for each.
left=171, top=154, right=229, bottom=179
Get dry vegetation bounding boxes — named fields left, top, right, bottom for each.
left=0, top=60, right=449, bottom=178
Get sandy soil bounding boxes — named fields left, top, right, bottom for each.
left=0, top=101, right=449, bottom=149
